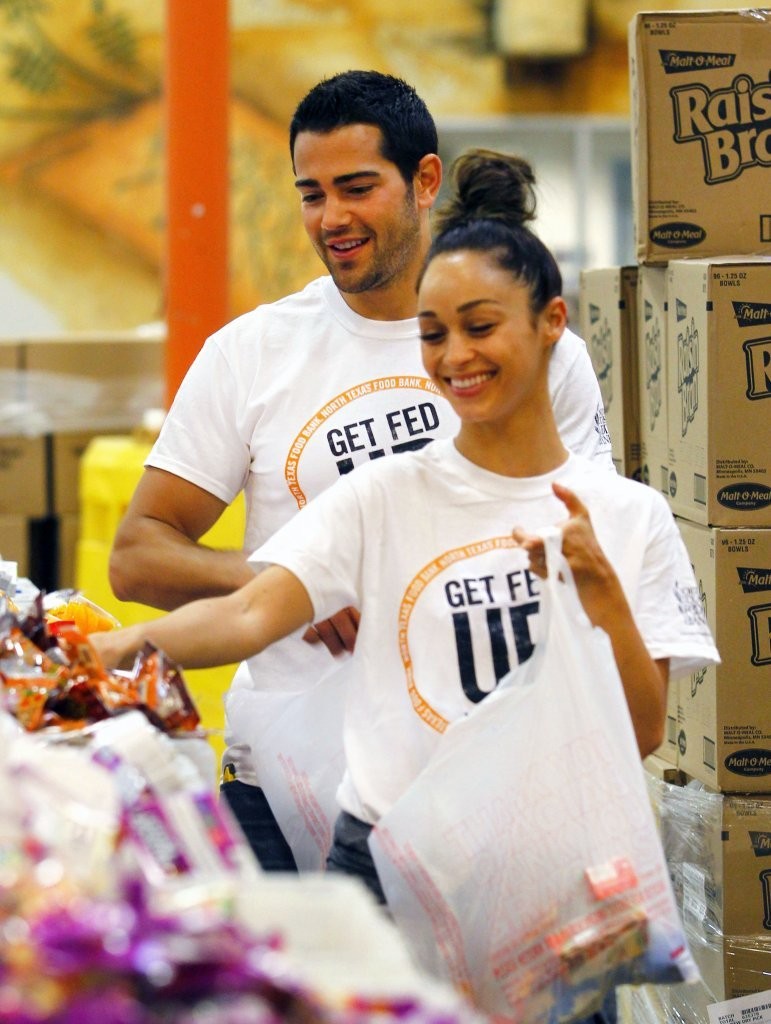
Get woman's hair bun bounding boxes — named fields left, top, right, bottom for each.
left=433, top=148, right=538, bottom=237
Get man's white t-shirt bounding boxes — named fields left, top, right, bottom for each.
left=148, top=276, right=614, bottom=782
left=253, top=443, right=719, bottom=824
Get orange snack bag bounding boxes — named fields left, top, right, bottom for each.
left=46, top=592, right=120, bottom=636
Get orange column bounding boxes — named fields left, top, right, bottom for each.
left=164, top=1, right=230, bottom=407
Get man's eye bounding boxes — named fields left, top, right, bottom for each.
left=300, top=193, right=322, bottom=204
left=348, top=185, right=374, bottom=196
left=420, top=330, right=445, bottom=344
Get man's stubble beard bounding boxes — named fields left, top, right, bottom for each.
left=327, top=186, right=422, bottom=297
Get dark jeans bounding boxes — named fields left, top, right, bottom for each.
left=325, top=810, right=387, bottom=904
left=220, top=780, right=298, bottom=873
left=324, top=811, right=617, bottom=1024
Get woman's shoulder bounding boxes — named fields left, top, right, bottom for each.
left=564, top=457, right=672, bottom=516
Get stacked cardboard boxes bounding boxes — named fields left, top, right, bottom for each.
left=620, top=775, right=771, bottom=1015
left=0, top=331, right=164, bottom=590
left=580, top=10, right=771, bottom=1015
left=579, top=265, right=641, bottom=481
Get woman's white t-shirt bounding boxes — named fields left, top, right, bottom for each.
left=147, top=277, right=614, bottom=783
left=252, top=443, right=719, bottom=824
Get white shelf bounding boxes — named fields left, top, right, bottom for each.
left=435, top=115, right=634, bottom=312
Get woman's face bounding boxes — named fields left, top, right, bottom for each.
left=418, top=249, right=564, bottom=429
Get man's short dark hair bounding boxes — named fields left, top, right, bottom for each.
left=289, top=70, right=438, bottom=183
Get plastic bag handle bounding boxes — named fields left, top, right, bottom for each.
left=537, top=525, right=592, bottom=632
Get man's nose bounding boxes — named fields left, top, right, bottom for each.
left=320, top=194, right=352, bottom=232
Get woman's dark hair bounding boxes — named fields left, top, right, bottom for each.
left=424, top=148, right=562, bottom=315
left=289, top=70, right=438, bottom=184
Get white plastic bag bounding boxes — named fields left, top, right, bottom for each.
left=226, top=673, right=346, bottom=871
left=369, top=529, right=698, bottom=1023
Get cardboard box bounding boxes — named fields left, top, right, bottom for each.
left=58, top=512, right=80, bottom=590
left=579, top=266, right=641, bottom=480
left=651, top=672, right=679, bottom=767
left=629, top=10, right=771, bottom=265
left=676, top=519, right=771, bottom=794
left=0, top=436, right=48, bottom=517
left=52, top=430, right=123, bottom=515
left=21, top=330, right=164, bottom=434
left=0, top=430, right=126, bottom=520
left=0, top=513, right=59, bottom=591
left=636, top=266, right=669, bottom=497
left=666, top=258, right=771, bottom=527
left=0, top=514, right=31, bottom=577
left=642, top=753, right=684, bottom=785
left=658, top=781, right=771, bottom=1000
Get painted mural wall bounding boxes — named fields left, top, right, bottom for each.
left=0, top=0, right=748, bottom=336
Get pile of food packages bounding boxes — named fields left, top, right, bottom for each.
left=0, top=584, right=481, bottom=1024
left=0, top=589, right=198, bottom=736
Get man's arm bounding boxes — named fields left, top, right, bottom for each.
left=109, top=468, right=256, bottom=611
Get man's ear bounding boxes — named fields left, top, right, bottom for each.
left=415, top=153, right=442, bottom=209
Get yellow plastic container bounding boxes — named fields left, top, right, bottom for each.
left=76, top=435, right=246, bottom=770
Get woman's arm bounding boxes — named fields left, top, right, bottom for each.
left=90, top=565, right=313, bottom=671
left=512, top=481, right=668, bottom=758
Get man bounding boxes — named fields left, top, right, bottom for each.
left=109, top=70, right=613, bottom=872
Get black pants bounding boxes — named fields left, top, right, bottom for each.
left=325, top=809, right=387, bottom=904
left=220, top=780, right=298, bottom=872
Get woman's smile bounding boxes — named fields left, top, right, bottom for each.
left=446, top=370, right=497, bottom=393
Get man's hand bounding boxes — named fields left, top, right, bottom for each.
left=303, top=606, right=360, bottom=656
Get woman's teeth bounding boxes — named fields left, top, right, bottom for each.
left=450, top=372, right=494, bottom=390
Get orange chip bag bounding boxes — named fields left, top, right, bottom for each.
left=45, top=592, right=120, bottom=636
left=131, top=642, right=200, bottom=733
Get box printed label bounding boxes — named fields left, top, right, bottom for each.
left=747, top=603, right=771, bottom=666
left=670, top=72, right=771, bottom=185
left=737, top=567, right=771, bottom=593
left=743, top=337, right=771, bottom=401
left=659, top=49, right=736, bottom=74
left=643, top=298, right=664, bottom=432
left=587, top=304, right=613, bottom=412
left=748, top=832, right=771, bottom=857
left=733, top=301, right=771, bottom=328
left=725, top=749, right=771, bottom=778
left=718, top=484, right=771, bottom=512
left=675, top=298, right=699, bottom=437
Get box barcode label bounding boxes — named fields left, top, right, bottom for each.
left=666, top=715, right=676, bottom=744
left=703, top=736, right=716, bottom=770
left=761, top=214, right=771, bottom=243
left=693, top=474, right=707, bottom=506
left=682, top=862, right=708, bottom=926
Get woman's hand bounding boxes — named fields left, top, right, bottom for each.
left=512, top=481, right=621, bottom=630
left=512, top=480, right=669, bottom=758
left=89, top=625, right=145, bottom=671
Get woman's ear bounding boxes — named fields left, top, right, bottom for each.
left=415, top=153, right=442, bottom=209
left=542, top=296, right=568, bottom=348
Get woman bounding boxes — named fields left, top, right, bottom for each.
left=92, top=149, right=717, bottom=909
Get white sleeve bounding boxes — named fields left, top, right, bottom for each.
left=548, top=327, right=615, bottom=471
left=146, top=328, right=252, bottom=504
left=634, top=497, right=720, bottom=677
left=249, top=474, right=364, bottom=620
